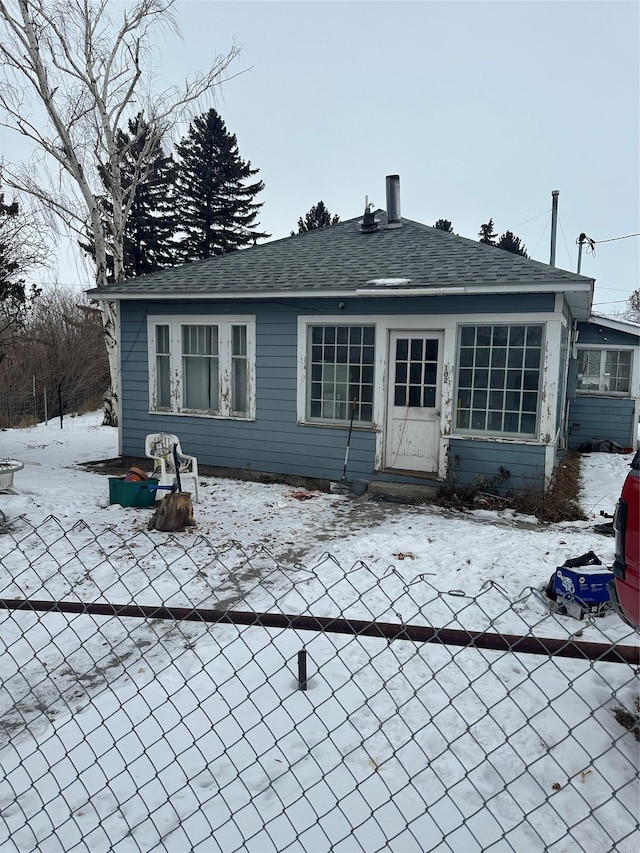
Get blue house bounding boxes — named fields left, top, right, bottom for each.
left=88, top=176, right=637, bottom=495
left=568, top=314, right=639, bottom=451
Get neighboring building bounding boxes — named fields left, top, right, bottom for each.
left=567, top=314, right=640, bottom=450
left=89, top=176, right=636, bottom=496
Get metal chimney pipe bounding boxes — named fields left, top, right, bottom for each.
left=550, top=190, right=559, bottom=266
left=386, top=175, right=401, bottom=225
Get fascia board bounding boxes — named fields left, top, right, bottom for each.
left=88, top=281, right=593, bottom=302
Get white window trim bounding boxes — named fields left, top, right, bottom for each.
left=452, top=320, right=548, bottom=440
left=297, top=311, right=561, bottom=481
left=575, top=345, right=635, bottom=397
left=147, top=314, right=256, bottom=420
left=296, top=315, right=387, bottom=430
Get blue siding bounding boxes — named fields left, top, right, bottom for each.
left=576, top=321, right=640, bottom=347
left=567, top=397, right=637, bottom=449
left=119, top=292, right=556, bottom=486
left=567, top=321, right=639, bottom=449
left=445, top=439, right=547, bottom=492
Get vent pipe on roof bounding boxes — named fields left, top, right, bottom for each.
left=385, top=175, right=402, bottom=228
left=549, top=189, right=559, bottom=266
left=360, top=196, right=379, bottom=233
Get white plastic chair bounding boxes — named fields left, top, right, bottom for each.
left=144, top=433, right=200, bottom=503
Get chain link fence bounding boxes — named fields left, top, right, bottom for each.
left=0, top=516, right=638, bottom=852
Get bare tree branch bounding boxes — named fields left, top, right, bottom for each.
left=0, top=0, right=240, bottom=423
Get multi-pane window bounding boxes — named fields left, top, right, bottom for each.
left=393, top=337, right=438, bottom=408
left=455, top=324, right=543, bottom=437
left=149, top=317, right=254, bottom=418
left=577, top=349, right=632, bottom=394
left=308, top=325, right=375, bottom=424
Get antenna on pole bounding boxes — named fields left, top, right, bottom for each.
left=576, top=232, right=595, bottom=274
left=577, top=233, right=586, bottom=274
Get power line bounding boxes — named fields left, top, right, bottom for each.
left=594, top=232, right=640, bottom=244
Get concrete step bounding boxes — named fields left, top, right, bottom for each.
left=365, top=481, right=439, bottom=501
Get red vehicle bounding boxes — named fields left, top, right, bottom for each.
left=609, top=450, right=640, bottom=630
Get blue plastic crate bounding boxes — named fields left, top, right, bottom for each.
left=553, top=566, right=614, bottom=605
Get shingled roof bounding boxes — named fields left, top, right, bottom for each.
left=87, top=211, right=594, bottom=299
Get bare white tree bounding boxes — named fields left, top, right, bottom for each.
left=0, top=0, right=240, bottom=424
left=623, top=289, right=640, bottom=323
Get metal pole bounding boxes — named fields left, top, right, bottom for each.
left=549, top=190, right=559, bottom=266
left=43, top=388, right=48, bottom=425
left=577, top=233, right=586, bottom=274
left=1, top=598, right=637, bottom=665
left=297, top=649, right=308, bottom=690
left=58, top=381, right=63, bottom=429
left=32, top=375, right=36, bottom=426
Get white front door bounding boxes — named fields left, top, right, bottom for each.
left=384, top=331, right=443, bottom=473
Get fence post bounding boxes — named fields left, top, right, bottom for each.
left=297, top=649, right=308, bottom=691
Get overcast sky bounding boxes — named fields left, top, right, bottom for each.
left=36, top=1, right=640, bottom=314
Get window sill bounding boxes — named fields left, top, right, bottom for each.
left=298, top=419, right=376, bottom=431
left=575, top=392, right=631, bottom=398
left=149, top=409, right=255, bottom=422
left=450, top=433, right=541, bottom=444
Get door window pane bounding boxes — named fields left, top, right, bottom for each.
left=393, top=336, right=439, bottom=410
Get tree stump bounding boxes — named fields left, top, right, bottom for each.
left=147, top=492, right=196, bottom=532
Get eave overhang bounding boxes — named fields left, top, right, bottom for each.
left=87, top=280, right=594, bottom=319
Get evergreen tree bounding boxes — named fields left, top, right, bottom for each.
left=174, top=109, right=269, bottom=260
left=434, top=219, right=453, bottom=233
left=120, top=115, right=178, bottom=276
left=0, top=184, right=45, bottom=344
left=292, top=201, right=340, bottom=235
left=497, top=230, right=528, bottom=257
left=0, top=191, right=22, bottom=308
left=478, top=219, right=497, bottom=245
left=81, top=114, right=178, bottom=279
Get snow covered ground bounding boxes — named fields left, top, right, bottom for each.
left=0, top=413, right=637, bottom=852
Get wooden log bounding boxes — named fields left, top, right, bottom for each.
left=147, top=492, right=196, bottom=532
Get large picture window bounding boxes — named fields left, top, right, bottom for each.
left=576, top=348, right=632, bottom=395
left=455, top=324, right=543, bottom=437
left=149, top=317, right=255, bottom=418
left=308, top=325, right=375, bottom=424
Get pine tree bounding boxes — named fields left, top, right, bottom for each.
left=175, top=109, right=269, bottom=260
left=292, top=201, right=340, bottom=235
left=0, top=191, right=22, bottom=306
left=497, top=230, right=528, bottom=257
left=120, top=115, right=178, bottom=276
left=434, top=219, right=453, bottom=233
left=0, top=184, right=45, bottom=343
left=478, top=219, right=497, bottom=245
left=81, top=114, right=178, bottom=279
